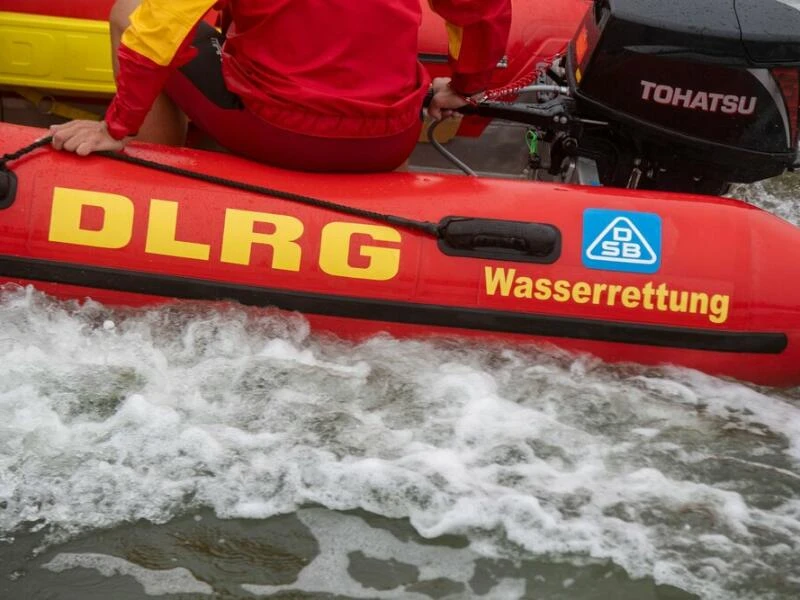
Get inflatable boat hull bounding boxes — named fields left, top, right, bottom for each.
left=1, top=123, right=799, bottom=386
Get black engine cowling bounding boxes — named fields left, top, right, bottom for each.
left=567, top=0, right=800, bottom=192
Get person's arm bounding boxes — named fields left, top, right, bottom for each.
left=428, top=0, right=512, bottom=96
left=106, top=0, right=219, bottom=139
left=51, top=0, right=218, bottom=155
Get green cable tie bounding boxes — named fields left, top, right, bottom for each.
left=526, top=130, right=538, bottom=156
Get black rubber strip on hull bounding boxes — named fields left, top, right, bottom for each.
left=0, top=256, right=787, bottom=354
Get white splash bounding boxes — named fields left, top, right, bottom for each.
left=42, top=553, right=213, bottom=595
left=243, top=508, right=526, bottom=599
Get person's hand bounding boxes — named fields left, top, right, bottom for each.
left=427, top=77, right=483, bottom=121
left=50, top=120, right=128, bottom=156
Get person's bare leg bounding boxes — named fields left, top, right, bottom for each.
left=109, top=0, right=187, bottom=145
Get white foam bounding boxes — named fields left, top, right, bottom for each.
left=242, top=508, right=525, bottom=599
left=1, top=273, right=799, bottom=600
left=42, top=553, right=213, bottom=595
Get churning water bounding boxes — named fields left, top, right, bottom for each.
left=1, top=179, right=799, bottom=600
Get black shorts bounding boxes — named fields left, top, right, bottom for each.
left=172, top=22, right=242, bottom=110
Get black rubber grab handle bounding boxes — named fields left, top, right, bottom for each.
left=0, top=170, right=17, bottom=209
left=437, top=216, right=561, bottom=263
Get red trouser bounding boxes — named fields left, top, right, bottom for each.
left=163, top=24, right=421, bottom=172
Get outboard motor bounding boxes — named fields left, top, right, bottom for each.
left=566, top=0, right=800, bottom=193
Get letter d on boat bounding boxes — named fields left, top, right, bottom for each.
left=48, top=187, right=133, bottom=249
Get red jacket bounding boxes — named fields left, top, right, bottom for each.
left=106, top=0, right=512, bottom=140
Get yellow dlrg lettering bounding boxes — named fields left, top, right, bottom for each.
left=48, top=187, right=133, bottom=249
left=220, top=209, right=303, bottom=270
left=319, top=223, right=401, bottom=281
left=145, top=199, right=210, bottom=260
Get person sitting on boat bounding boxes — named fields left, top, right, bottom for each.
left=49, top=0, right=511, bottom=172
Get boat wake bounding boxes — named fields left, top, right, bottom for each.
left=1, top=269, right=799, bottom=598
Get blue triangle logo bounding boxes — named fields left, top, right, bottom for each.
left=582, top=210, right=662, bottom=273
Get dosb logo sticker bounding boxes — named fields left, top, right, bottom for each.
left=582, top=209, right=662, bottom=273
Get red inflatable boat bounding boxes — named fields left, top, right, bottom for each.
left=1, top=121, right=799, bottom=387
left=3, top=0, right=800, bottom=387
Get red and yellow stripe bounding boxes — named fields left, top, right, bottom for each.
left=106, top=0, right=218, bottom=139
left=428, top=0, right=512, bottom=95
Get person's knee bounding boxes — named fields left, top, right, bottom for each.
left=109, top=0, right=140, bottom=38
